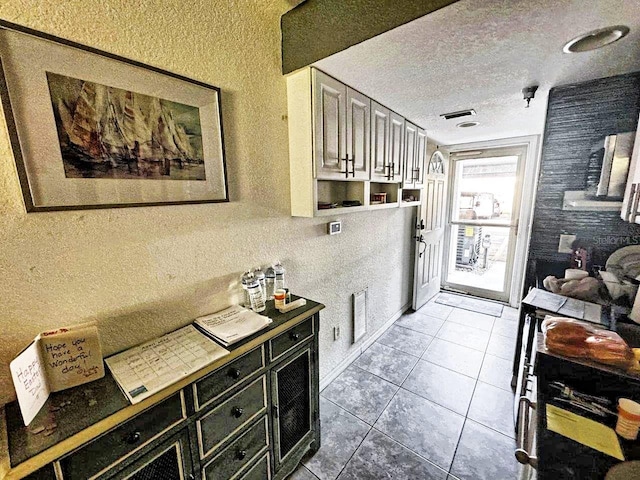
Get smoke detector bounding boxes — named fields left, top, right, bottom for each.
left=456, top=121, right=479, bottom=128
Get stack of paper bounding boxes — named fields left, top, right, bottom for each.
left=106, top=325, right=229, bottom=404
left=194, top=305, right=273, bottom=346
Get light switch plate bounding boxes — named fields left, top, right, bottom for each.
left=328, top=221, right=342, bottom=235
left=558, top=234, right=576, bottom=253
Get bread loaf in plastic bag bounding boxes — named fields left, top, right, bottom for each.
left=542, top=317, right=635, bottom=370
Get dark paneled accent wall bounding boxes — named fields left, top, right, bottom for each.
left=281, top=0, right=458, bottom=74
left=527, top=72, right=640, bottom=283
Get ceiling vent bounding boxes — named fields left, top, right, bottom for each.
left=440, top=109, right=476, bottom=120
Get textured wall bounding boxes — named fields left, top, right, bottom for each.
left=527, top=72, right=640, bottom=279
left=0, top=0, right=416, bottom=405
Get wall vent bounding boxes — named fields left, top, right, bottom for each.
left=440, top=109, right=476, bottom=120
left=353, top=289, right=367, bottom=343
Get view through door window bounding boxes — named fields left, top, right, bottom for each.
left=445, top=155, right=520, bottom=297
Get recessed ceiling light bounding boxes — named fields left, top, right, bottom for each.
left=456, top=121, right=479, bottom=128
left=563, top=25, right=630, bottom=53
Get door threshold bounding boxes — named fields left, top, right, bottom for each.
left=439, top=288, right=508, bottom=306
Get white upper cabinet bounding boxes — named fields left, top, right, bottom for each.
left=287, top=67, right=427, bottom=217
left=403, top=121, right=418, bottom=188
left=346, top=87, right=370, bottom=180
left=415, top=127, right=427, bottom=187
left=313, top=70, right=347, bottom=179
left=371, top=101, right=390, bottom=181
left=389, top=111, right=405, bottom=182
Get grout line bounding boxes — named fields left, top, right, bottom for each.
left=320, top=396, right=375, bottom=427
left=464, top=416, right=517, bottom=441
left=369, top=427, right=452, bottom=477
left=419, top=355, right=480, bottom=380
left=447, top=341, right=492, bottom=476
left=368, top=381, right=402, bottom=427
left=349, top=362, right=404, bottom=389
left=313, top=399, right=374, bottom=479
left=395, top=384, right=468, bottom=420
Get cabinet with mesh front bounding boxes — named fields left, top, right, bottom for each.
left=271, top=344, right=319, bottom=477
left=3, top=299, right=324, bottom=480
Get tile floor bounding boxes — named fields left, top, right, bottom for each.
left=289, top=294, right=523, bottom=480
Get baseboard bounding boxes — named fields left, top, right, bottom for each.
left=319, top=301, right=410, bottom=391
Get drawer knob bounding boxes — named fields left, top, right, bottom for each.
left=236, top=449, right=247, bottom=460
left=232, top=406, right=244, bottom=418
left=290, top=332, right=301, bottom=341
left=125, top=431, right=141, bottom=444
left=229, top=368, right=241, bottom=379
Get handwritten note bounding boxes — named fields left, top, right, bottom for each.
left=9, top=322, right=104, bottom=426
left=40, top=324, right=104, bottom=391
left=10, top=342, right=49, bottom=426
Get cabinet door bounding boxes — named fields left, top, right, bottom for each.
left=621, top=115, right=640, bottom=222
left=415, top=127, right=427, bottom=188
left=403, top=121, right=418, bottom=188
left=106, top=429, right=194, bottom=480
left=389, top=111, right=404, bottom=181
left=313, top=70, right=347, bottom=179
left=346, top=87, right=370, bottom=180
left=271, top=347, right=314, bottom=471
left=371, top=102, right=391, bottom=182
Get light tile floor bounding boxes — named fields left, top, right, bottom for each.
left=289, top=294, right=523, bottom=480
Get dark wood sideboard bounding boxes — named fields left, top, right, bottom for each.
left=0, top=296, right=324, bottom=480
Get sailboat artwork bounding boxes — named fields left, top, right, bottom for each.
left=46, top=72, right=206, bottom=180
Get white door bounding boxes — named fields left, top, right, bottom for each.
left=442, top=145, right=527, bottom=303
left=413, top=149, right=449, bottom=310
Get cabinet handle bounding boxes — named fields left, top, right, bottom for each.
left=349, top=155, right=356, bottom=177
left=385, top=164, right=392, bottom=180
left=290, top=332, right=301, bottom=341
left=232, top=406, right=244, bottom=418
left=631, top=183, right=640, bottom=223
left=391, top=162, right=395, bottom=180
left=229, top=368, right=241, bottom=380
left=236, top=449, right=247, bottom=460
left=125, top=431, right=141, bottom=444
left=626, top=183, right=637, bottom=221
left=341, top=157, right=349, bottom=178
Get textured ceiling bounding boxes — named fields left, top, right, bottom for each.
left=314, top=0, right=640, bottom=145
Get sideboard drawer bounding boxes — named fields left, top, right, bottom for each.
left=238, top=452, right=270, bottom=480
left=194, top=346, right=265, bottom=411
left=202, top=417, right=268, bottom=480
left=197, top=376, right=267, bottom=458
left=60, top=391, right=185, bottom=480
left=270, top=317, right=313, bottom=361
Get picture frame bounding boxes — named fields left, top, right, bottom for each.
left=0, top=20, right=228, bottom=212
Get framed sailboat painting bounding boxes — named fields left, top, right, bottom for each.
left=0, top=20, right=228, bottom=211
